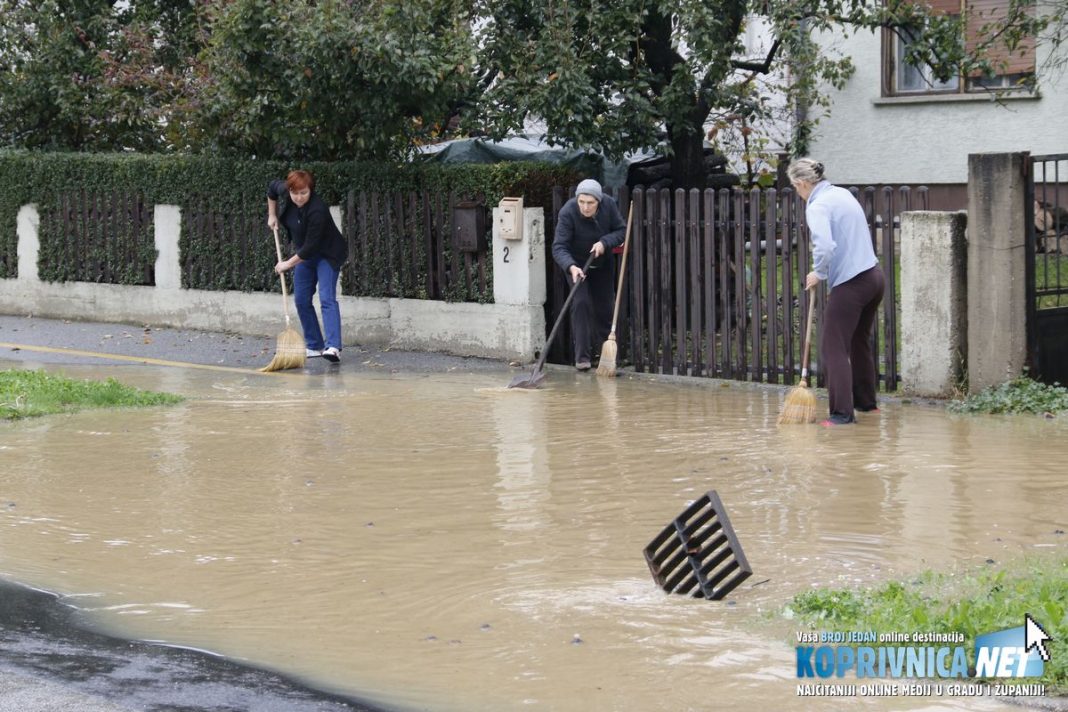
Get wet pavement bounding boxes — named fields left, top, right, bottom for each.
left=0, top=314, right=509, bottom=374
left=0, top=314, right=509, bottom=712
left=1, top=314, right=1066, bottom=711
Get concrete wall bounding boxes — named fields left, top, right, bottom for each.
left=897, top=154, right=1031, bottom=396
left=966, top=153, right=1030, bottom=392
left=900, top=211, right=968, bottom=397
left=806, top=28, right=1068, bottom=184
left=0, top=205, right=547, bottom=363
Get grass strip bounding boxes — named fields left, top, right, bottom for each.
left=0, top=368, right=183, bottom=420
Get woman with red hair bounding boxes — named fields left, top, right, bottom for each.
left=266, top=170, right=349, bottom=363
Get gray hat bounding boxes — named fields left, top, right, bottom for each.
left=576, top=179, right=603, bottom=202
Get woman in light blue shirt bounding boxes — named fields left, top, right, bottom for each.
left=788, top=158, right=886, bottom=426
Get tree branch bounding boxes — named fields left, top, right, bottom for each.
left=730, top=38, right=781, bottom=73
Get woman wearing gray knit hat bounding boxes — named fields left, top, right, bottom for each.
left=551, top=179, right=627, bottom=370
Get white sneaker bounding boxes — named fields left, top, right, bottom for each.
left=306, top=349, right=322, bottom=358
left=322, top=347, right=341, bottom=363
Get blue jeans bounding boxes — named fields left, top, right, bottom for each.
left=293, top=257, right=341, bottom=351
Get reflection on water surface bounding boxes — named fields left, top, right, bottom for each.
left=1, top=362, right=1064, bottom=711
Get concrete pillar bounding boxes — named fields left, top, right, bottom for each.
left=966, top=153, right=1029, bottom=393
left=16, top=205, right=40, bottom=282
left=492, top=207, right=546, bottom=306
left=154, top=205, right=182, bottom=290
left=899, top=211, right=967, bottom=397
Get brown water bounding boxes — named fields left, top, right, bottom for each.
left=0, top=361, right=1065, bottom=711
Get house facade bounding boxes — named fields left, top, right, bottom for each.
left=807, top=0, right=1067, bottom=210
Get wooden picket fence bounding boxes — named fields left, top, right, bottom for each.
left=549, top=185, right=929, bottom=390
left=42, top=190, right=154, bottom=284
left=340, top=190, right=490, bottom=303
left=39, top=182, right=927, bottom=392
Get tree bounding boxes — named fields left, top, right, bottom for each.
left=469, top=0, right=1068, bottom=188
left=97, top=0, right=205, bottom=152
left=0, top=0, right=203, bottom=152
left=0, top=1, right=126, bottom=150
left=1, top=0, right=1063, bottom=170
left=0, top=0, right=477, bottom=160
left=189, top=0, right=476, bottom=161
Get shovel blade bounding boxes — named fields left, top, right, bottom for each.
left=507, top=369, right=547, bottom=389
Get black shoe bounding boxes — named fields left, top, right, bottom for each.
left=322, top=347, right=341, bottom=363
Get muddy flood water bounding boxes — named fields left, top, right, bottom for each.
left=0, top=360, right=1065, bottom=711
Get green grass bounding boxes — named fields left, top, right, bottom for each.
left=783, top=553, right=1068, bottom=690
left=1036, top=254, right=1068, bottom=310
left=0, top=369, right=183, bottom=420
left=948, top=376, right=1068, bottom=414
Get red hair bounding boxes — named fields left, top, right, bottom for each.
left=285, top=170, right=314, bottom=192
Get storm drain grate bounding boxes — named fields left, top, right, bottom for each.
left=643, top=490, right=752, bottom=600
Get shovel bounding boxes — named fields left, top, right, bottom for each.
left=508, top=251, right=597, bottom=389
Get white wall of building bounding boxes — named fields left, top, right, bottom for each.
left=807, top=28, right=1068, bottom=184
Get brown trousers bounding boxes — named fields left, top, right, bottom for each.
left=821, top=266, right=886, bottom=417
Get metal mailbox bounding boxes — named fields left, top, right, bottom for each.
left=497, top=197, right=524, bottom=240
left=452, top=200, right=487, bottom=253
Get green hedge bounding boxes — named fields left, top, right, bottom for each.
left=0, top=151, right=579, bottom=298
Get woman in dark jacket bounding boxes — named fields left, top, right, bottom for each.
left=551, top=179, right=626, bottom=370
left=266, top=170, right=349, bottom=362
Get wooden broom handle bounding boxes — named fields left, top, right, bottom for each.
left=272, top=226, right=293, bottom=324
left=801, top=285, right=816, bottom=376
left=608, top=201, right=634, bottom=333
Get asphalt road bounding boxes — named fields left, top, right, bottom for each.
left=0, top=579, right=380, bottom=712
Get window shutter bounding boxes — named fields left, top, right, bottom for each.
left=965, top=0, right=1036, bottom=75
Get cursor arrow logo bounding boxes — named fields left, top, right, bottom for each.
left=1025, top=614, right=1052, bottom=663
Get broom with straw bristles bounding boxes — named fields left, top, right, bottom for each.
left=596, top=201, right=634, bottom=378
left=259, top=226, right=306, bottom=373
left=778, top=286, right=818, bottom=424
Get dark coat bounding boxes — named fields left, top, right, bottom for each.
left=551, top=196, right=626, bottom=272
left=267, top=179, right=349, bottom=270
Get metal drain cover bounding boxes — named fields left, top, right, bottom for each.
left=643, top=490, right=752, bottom=600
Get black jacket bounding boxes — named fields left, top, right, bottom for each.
left=267, top=179, right=349, bottom=270
left=551, top=196, right=626, bottom=272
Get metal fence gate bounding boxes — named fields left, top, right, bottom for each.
left=1027, top=153, right=1068, bottom=385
